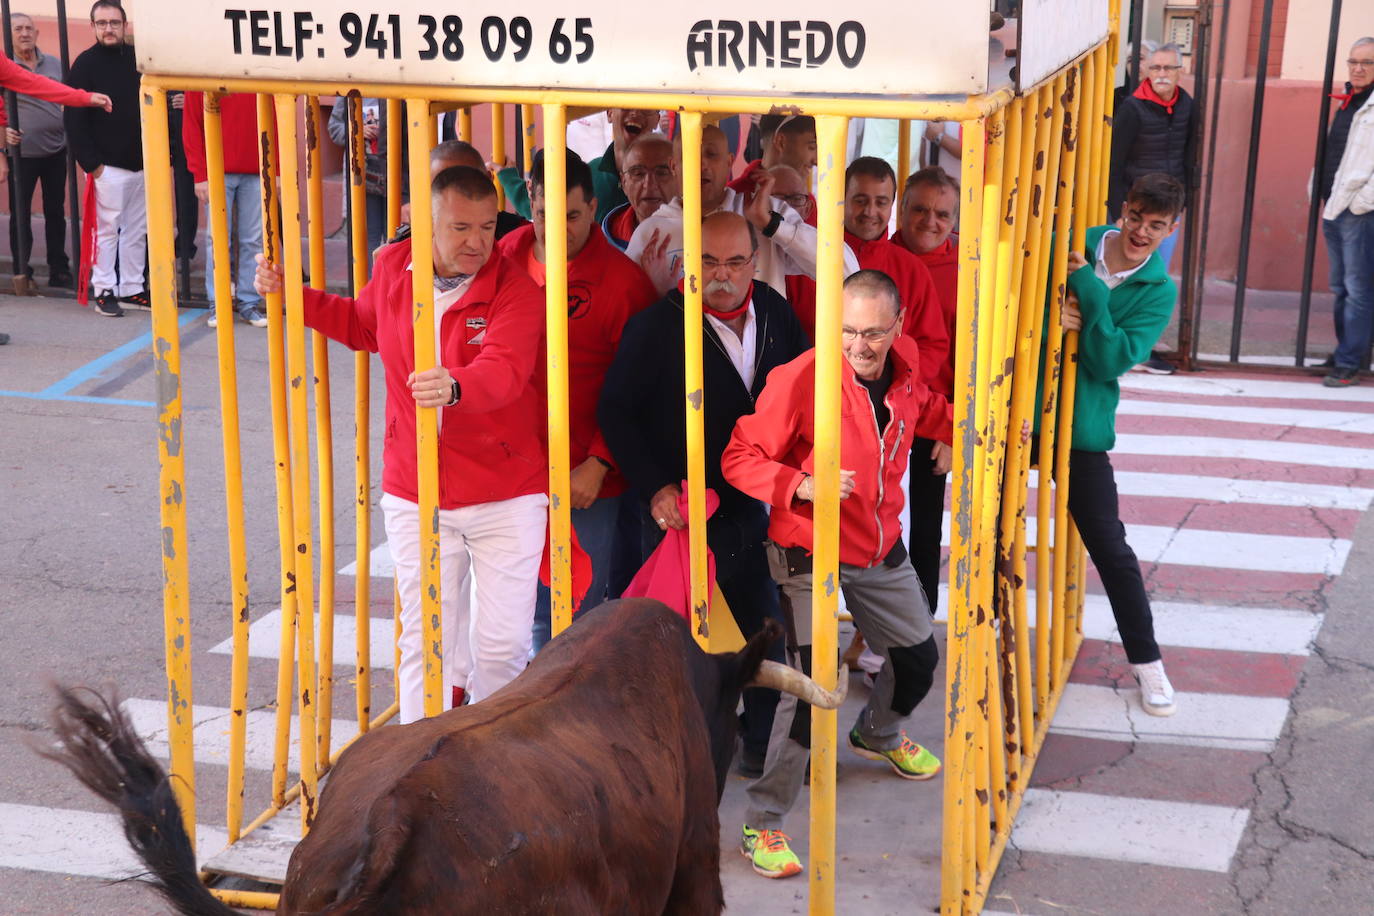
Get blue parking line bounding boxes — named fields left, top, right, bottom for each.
left=0, top=390, right=155, bottom=407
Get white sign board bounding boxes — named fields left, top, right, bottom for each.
left=134, top=1, right=989, bottom=97
left=1018, top=0, right=1110, bottom=91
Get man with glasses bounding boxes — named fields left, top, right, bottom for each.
left=600, top=135, right=678, bottom=250
left=721, top=269, right=953, bottom=879
left=65, top=1, right=145, bottom=317
left=599, top=210, right=808, bottom=780
left=1316, top=38, right=1374, bottom=388
left=1108, top=41, right=1195, bottom=374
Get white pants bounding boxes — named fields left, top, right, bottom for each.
left=381, top=491, right=548, bottom=724
left=92, top=165, right=147, bottom=297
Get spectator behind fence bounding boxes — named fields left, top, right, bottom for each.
left=600, top=135, right=677, bottom=251
left=255, top=167, right=548, bottom=722
left=182, top=91, right=266, bottom=328
left=64, top=0, right=145, bottom=318
left=5, top=12, right=76, bottom=292
left=390, top=140, right=527, bottom=246
left=326, top=95, right=404, bottom=253
left=729, top=114, right=817, bottom=194
left=1316, top=38, right=1374, bottom=388
left=499, top=149, right=657, bottom=648
left=599, top=211, right=807, bottom=780
left=166, top=91, right=198, bottom=268
left=723, top=269, right=953, bottom=880
left=1038, top=172, right=1185, bottom=719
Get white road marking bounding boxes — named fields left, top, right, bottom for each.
left=1011, top=789, right=1249, bottom=872
left=1113, top=433, right=1374, bottom=470
left=1119, top=373, right=1374, bottom=404
left=1118, top=397, right=1374, bottom=434
left=209, top=607, right=395, bottom=670
left=0, top=803, right=229, bottom=879
left=337, top=542, right=394, bottom=578
left=1048, top=683, right=1291, bottom=753
left=1027, top=467, right=1373, bottom=509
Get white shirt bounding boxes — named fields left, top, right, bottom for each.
left=705, top=300, right=758, bottom=390
left=407, top=260, right=474, bottom=432
left=1094, top=231, right=1148, bottom=290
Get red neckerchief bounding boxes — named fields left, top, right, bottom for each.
left=1134, top=78, right=1178, bottom=115
left=677, top=277, right=752, bottom=321
left=1331, top=82, right=1366, bottom=111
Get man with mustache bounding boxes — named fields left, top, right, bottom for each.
left=599, top=210, right=809, bottom=778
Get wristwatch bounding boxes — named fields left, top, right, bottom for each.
left=447, top=379, right=461, bottom=406
left=761, top=210, right=783, bottom=238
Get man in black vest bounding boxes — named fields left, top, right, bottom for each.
left=1108, top=41, right=1196, bottom=374
left=598, top=210, right=809, bottom=776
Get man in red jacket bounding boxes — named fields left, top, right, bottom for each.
left=499, top=149, right=657, bottom=647
left=892, top=165, right=960, bottom=615
left=722, top=269, right=952, bottom=879
left=182, top=91, right=266, bottom=327
left=255, top=167, right=547, bottom=723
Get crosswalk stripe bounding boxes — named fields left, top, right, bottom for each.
left=1113, top=433, right=1374, bottom=470
left=1083, top=469, right=1372, bottom=510
left=1047, top=683, right=1290, bottom=752
left=123, top=698, right=360, bottom=773
left=1119, top=373, right=1374, bottom=404
left=1010, top=789, right=1249, bottom=872
left=0, top=803, right=228, bottom=879
left=1118, top=396, right=1374, bottom=434
left=209, top=608, right=395, bottom=670
left=337, top=542, right=395, bottom=578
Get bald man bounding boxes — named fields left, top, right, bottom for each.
left=601, top=135, right=679, bottom=250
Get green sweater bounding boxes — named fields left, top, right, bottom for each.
left=496, top=141, right=628, bottom=223
left=1034, top=224, right=1177, bottom=452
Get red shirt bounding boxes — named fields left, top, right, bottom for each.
left=723, top=334, right=952, bottom=567
left=303, top=239, right=548, bottom=508
left=892, top=230, right=958, bottom=397
left=843, top=230, right=950, bottom=395
left=498, top=225, right=657, bottom=498
left=182, top=91, right=260, bottom=181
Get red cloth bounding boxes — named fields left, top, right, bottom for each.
left=76, top=173, right=97, bottom=305
left=621, top=485, right=720, bottom=624
left=1331, top=88, right=1358, bottom=111
left=0, top=54, right=93, bottom=108
left=1133, top=78, right=1179, bottom=114
left=302, top=239, right=548, bottom=508
left=892, top=230, right=959, bottom=397
left=722, top=336, right=952, bottom=568
left=539, top=518, right=592, bottom=613
left=497, top=224, right=656, bottom=499
left=607, top=203, right=638, bottom=245
left=728, top=158, right=766, bottom=194
left=843, top=229, right=951, bottom=395
left=181, top=91, right=261, bottom=182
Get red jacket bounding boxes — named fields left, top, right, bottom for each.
left=0, top=54, right=92, bottom=114
left=498, top=224, right=656, bottom=499
left=722, top=335, right=952, bottom=568
left=844, top=230, right=950, bottom=396
left=893, top=230, right=959, bottom=397
left=181, top=91, right=259, bottom=182
left=303, top=239, right=547, bottom=508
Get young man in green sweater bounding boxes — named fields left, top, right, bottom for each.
left=1056, top=172, right=1185, bottom=717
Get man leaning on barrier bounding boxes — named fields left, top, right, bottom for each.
left=254, top=166, right=548, bottom=723
left=722, top=268, right=953, bottom=880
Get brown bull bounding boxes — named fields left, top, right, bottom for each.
left=46, top=598, right=846, bottom=915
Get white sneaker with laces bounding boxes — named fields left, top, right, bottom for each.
left=1132, top=660, right=1176, bottom=717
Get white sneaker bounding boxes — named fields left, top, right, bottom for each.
left=1131, top=660, right=1176, bottom=717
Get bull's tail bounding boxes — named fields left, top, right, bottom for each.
left=40, top=685, right=236, bottom=916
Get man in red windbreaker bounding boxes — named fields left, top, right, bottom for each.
left=498, top=149, right=657, bottom=648
left=182, top=91, right=266, bottom=328
left=722, top=269, right=952, bottom=879
left=255, top=167, right=547, bottom=723
left=892, top=165, right=960, bottom=616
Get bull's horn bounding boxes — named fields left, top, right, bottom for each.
left=748, top=662, right=849, bottom=709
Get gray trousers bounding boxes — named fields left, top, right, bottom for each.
left=744, top=540, right=937, bottom=830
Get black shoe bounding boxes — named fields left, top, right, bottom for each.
left=1136, top=354, right=1175, bottom=375
left=735, top=745, right=766, bottom=779
left=1309, top=354, right=1336, bottom=376
left=0, top=331, right=10, bottom=345
left=120, top=289, right=151, bottom=310
left=1323, top=367, right=1359, bottom=388
left=47, top=270, right=74, bottom=289
left=93, top=289, right=124, bottom=318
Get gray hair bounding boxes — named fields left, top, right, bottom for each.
left=1151, top=42, right=1184, bottom=66
left=1354, top=37, right=1374, bottom=51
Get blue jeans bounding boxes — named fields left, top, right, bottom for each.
left=1323, top=209, right=1374, bottom=370
left=531, top=494, right=621, bottom=652
left=206, top=172, right=263, bottom=309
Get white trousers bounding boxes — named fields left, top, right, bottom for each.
left=381, top=491, right=547, bottom=724
left=91, top=165, right=148, bottom=297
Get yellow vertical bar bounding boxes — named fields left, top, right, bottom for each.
left=386, top=99, right=403, bottom=239
left=678, top=111, right=709, bottom=647
left=1087, top=46, right=1109, bottom=229
left=491, top=103, right=507, bottom=208
left=941, top=115, right=986, bottom=916
left=897, top=119, right=912, bottom=185
left=807, top=113, right=847, bottom=916
left=304, top=94, right=336, bottom=772
left=458, top=106, right=472, bottom=142
left=346, top=95, right=373, bottom=733
left=257, top=92, right=298, bottom=810
left=406, top=98, right=444, bottom=719
left=202, top=92, right=251, bottom=842
left=141, top=81, right=196, bottom=844
left=273, top=93, right=321, bottom=833
left=544, top=103, right=574, bottom=638
left=521, top=104, right=536, bottom=174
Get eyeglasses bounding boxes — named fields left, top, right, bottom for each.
left=623, top=165, right=673, bottom=183
left=1122, top=211, right=1174, bottom=238
left=775, top=193, right=811, bottom=210
left=702, top=254, right=753, bottom=272
left=841, top=315, right=901, bottom=342
left=1146, top=64, right=1180, bottom=74
left=1349, top=59, right=1374, bottom=69
left=93, top=19, right=124, bottom=29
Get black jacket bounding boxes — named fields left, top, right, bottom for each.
left=598, top=281, right=810, bottom=515
left=1108, top=88, right=1196, bottom=221
left=64, top=42, right=142, bottom=173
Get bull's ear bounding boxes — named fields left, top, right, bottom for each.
left=731, top=618, right=783, bottom=687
